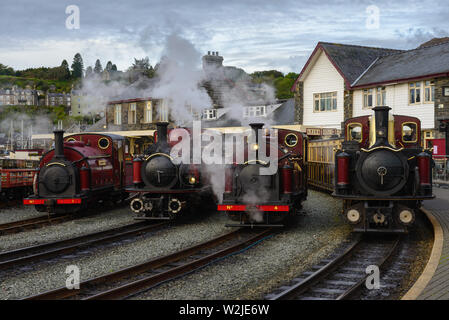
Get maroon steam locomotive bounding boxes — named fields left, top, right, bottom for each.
left=128, top=122, right=213, bottom=220
left=217, top=123, right=308, bottom=227
left=334, top=106, right=434, bottom=232
left=24, top=130, right=133, bottom=213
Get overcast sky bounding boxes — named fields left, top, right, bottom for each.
left=1, top=0, right=448, bottom=74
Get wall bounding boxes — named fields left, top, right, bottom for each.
left=301, top=49, right=345, bottom=128
left=353, top=81, right=435, bottom=129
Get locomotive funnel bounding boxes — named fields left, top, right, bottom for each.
left=372, top=106, right=391, bottom=148
left=53, top=130, right=65, bottom=159
left=249, top=123, right=264, bottom=144
left=156, top=122, right=169, bottom=146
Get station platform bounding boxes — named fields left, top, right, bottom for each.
left=403, top=187, right=449, bottom=300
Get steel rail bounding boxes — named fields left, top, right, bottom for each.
left=25, top=228, right=273, bottom=300
left=0, top=214, right=72, bottom=236
left=0, top=221, right=168, bottom=271
left=336, top=236, right=401, bottom=300
left=266, top=237, right=362, bottom=300
left=267, top=236, right=401, bottom=300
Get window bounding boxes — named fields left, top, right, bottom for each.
left=114, top=104, right=122, bottom=125
left=243, top=106, right=267, bottom=118
left=376, top=87, right=386, bottom=106
left=128, top=103, right=136, bottom=124
left=363, top=89, right=374, bottom=109
left=159, top=100, right=169, bottom=121
left=402, top=122, right=417, bottom=143
left=409, top=82, right=421, bottom=104
left=203, top=108, right=217, bottom=120
left=424, top=80, right=435, bottom=103
left=347, top=123, right=362, bottom=142
left=313, top=92, right=337, bottom=112
left=144, top=101, right=152, bottom=123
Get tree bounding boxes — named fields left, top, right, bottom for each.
left=71, top=53, right=84, bottom=79
left=111, top=64, right=117, bottom=71
left=60, top=59, right=71, bottom=80
left=0, top=63, right=15, bottom=76
left=94, top=59, right=103, bottom=74
left=85, top=66, right=93, bottom=77
left=105, top=61, right=113, bottom=71
left=128, top=57, right=154, bottom=81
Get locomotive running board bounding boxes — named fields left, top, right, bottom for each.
left=225, top=223, right=284, bottom=228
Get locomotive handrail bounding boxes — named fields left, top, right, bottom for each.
left=360, top=146, right=404, bottom=153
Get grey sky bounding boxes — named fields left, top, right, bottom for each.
left=1, top=0, right=448, bottom=73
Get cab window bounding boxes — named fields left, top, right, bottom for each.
left=402, top=123, right=417, bottom=143
left=347, top=123, right=362, bottom=142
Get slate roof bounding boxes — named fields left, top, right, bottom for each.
left=319, top=42, right=403, bottom=85
left=352, top=41, right=449, bottom=87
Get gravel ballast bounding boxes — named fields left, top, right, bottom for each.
left=135, top=190, right=352, bottom=300
left=0, top=205, right=45, bottom=225
left=0, top=205, right=137, bottom=252
left=0, top=211, right=229, bottom=299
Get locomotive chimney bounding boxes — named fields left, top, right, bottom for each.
left=156, top=122, right=169, bottom=146
left=53, top=130, right=65, bottom=159
left=249, top=123, right=264, bottom=145
left=372, top=106, right=391, bottom=148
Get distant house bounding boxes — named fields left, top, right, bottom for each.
left=292, top=40, right=449, bottom=146
left=46, top=85, right=71, bottom=108
left=0, top=85, right=38, bottom=106
left=106, top=97, right=168, bottom=131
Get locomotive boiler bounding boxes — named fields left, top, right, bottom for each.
left=334, top=106, right=434, bottom=232
left=24, top=130, right=132, bottom=213
left=217, top=123, right=308, bottom=227
left=128, top=122, right=212, bottom=220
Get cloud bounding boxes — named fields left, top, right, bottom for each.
left=1, top=0, right=449, bottom=73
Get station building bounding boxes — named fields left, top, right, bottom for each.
left=292, top=40, right=449, bottom=153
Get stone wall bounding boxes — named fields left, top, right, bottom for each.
left=434, top=77, right=449, bottom=138
left=105, top=99, right=174, bottom=131
left=343, top=90, right=353, bottom=121
left=293, top=81, right=303, bottom=124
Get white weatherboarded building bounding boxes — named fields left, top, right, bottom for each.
left=292, top=40, right=449, bottom=146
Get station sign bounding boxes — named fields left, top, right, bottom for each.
left=322, top=128, right=338, bottom=136
left=306, top=128, right=322, bottom=136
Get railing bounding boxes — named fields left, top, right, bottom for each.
left=433, top=156, right=449, bottom=184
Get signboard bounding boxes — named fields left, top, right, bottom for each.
left=430, top=138, right=446, bottom=158
left=322, top=128, right=338, bottom=136
left=306, top=128, right=322, bottom=136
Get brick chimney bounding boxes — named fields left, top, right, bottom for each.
left=202, top=51, right=224, bottom=73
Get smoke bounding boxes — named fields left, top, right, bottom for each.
left=0, top=112, right=53, bottom=148
left=150, top=34, right=212, bottom=125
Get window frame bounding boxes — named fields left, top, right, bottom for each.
left=313, top=92, right=337, bottom=112
left=243, top=105, right=267, bottom=118
left=409, top=82, right=422, bottom=105
left=203, top=108, right=217, bottom=120
left=346, top=122, right=363, bottom=142
left=128, top=103, right=137, bottom=125
left=376, top=87, right=386, bottom=106
left=143, top=101, right=153, bottom=123
left=402, top=121, right=418, bottom=144
left=424, top=80, right=435, bottom=104
left=114, top=104, right=122, bottom=125
left=363, top=89, right=374, bottom=109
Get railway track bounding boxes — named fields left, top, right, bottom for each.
left=0, top=221, right=169, bottom=272
left=265, top=235, right=401, bottom=300
left=25, top=228, right=274, bottom=300
left=0, top=214, right=73, bottom=236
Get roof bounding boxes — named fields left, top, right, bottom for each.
left=352, top=41, right=449, bottom=87
left=292, top=42, right=403, bottom=90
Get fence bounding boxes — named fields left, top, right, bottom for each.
left=433, top=156, right=449, bottom=184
